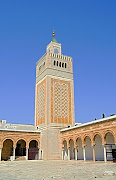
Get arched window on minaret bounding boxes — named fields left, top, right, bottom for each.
left=54, top=49, right=59, bottom=54
left=62, top=63, right=64, bottom=68
left=59, top=62, right=61, bottom=67
left=65, top=63, right=67, bottom=68
left=57, top=61, right=58, bottom=66
left=54, top=60, right=56, bottom=66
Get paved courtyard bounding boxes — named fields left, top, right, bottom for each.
left=0, top=160, right=116, bottom=180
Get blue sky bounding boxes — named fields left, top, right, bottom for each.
left=0, top=0, right=116, bottom=125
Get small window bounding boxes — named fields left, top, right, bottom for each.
left=57, top=61, right=58, bottom=66
left=54, top=61, right=56, bottom=66
left=62, top=63, right=64, bottom=68
left=59, top=62, right=61, bottom=67
left=65, top=63, right=67, bottom=68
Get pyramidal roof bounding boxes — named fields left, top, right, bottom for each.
left=52, top=37, right=57, bottom=43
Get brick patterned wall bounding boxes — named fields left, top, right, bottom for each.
left=51, top=79, right=72, bottom=124
left=36, top=80, right=46, bottom=126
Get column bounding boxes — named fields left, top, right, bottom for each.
left=75, top=147, right=77, bottom=160
left=26, top=147, right=29, bottom=160
left=61, top=149, right=64, bottom=160
left=41, top=149, right=43, bottom=160
left=83, top=146, right=86, bottom=161
left=13, top=147, right=16, bottom=161
left=104, top=145, right=107, bottom=162
left=39, top=149, right=41, bottom=160
left=38, top=148, right=39, bottom=160
left=68, top=148, right=70, bottom=160
left=0, top=148, right=2, bottom=161
left=92, top=145, right=95, bottom=162
left=39, top=149, right=43, bottom=160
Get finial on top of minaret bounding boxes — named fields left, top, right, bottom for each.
left=52, top=30, right=57, bottom=43
left=53, top=29, right=55, bottom=37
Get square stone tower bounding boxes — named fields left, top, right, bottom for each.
left=35, top=31, right=75, bottom=159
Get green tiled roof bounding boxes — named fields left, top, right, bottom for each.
left=52, top=37, right=57, bottom=43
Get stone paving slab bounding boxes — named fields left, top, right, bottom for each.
left=0, top=160, right=116, bottom=180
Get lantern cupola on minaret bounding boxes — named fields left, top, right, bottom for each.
left=46, top=30, right=61, bottom=54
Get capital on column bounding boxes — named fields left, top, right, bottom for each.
left=13, top=145, right=16, bottom=149
left=61, top=144, right=64, bottom=150
left=67, top=141, right=70, bottom=149
left=13, top=142, right=16, bottom=149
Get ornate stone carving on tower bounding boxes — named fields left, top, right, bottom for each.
left=35, top=30, right=75, bottom=159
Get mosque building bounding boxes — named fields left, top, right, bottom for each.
left=0, top=31, right=116, bottom=162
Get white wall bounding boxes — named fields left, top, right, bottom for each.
left=77, top=138, right=83, bottom=160
left=63, top=141, right=68, bottom=160
left=106, top=133, right=114, bottom=144
left=85, top=137, right=93, bottom=160
left=95, top=135, right=104, bottom=161
left=70, top=140, right=74, bottom=160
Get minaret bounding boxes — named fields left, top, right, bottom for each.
left=35, top=31, right=75, bottom=159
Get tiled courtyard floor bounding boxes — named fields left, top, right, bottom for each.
left=0, top=160, right=116, bottom=180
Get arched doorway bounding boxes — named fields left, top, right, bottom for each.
left=69, top=139, right=74, bottom=160
left=85, top=136, right=93, bottom=160
left=28, top=140, right=39, bottom=160
left=2, top=139, right=13, bottom=161
left=105, top=132, right=115, bottom=161
left=16, top=139, right=26, bottom=156
left=77, top=138, right=83, bottom=160
left=63, top=140, right=68, bottom=160
left=94, top=134, right=104, bottom=161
